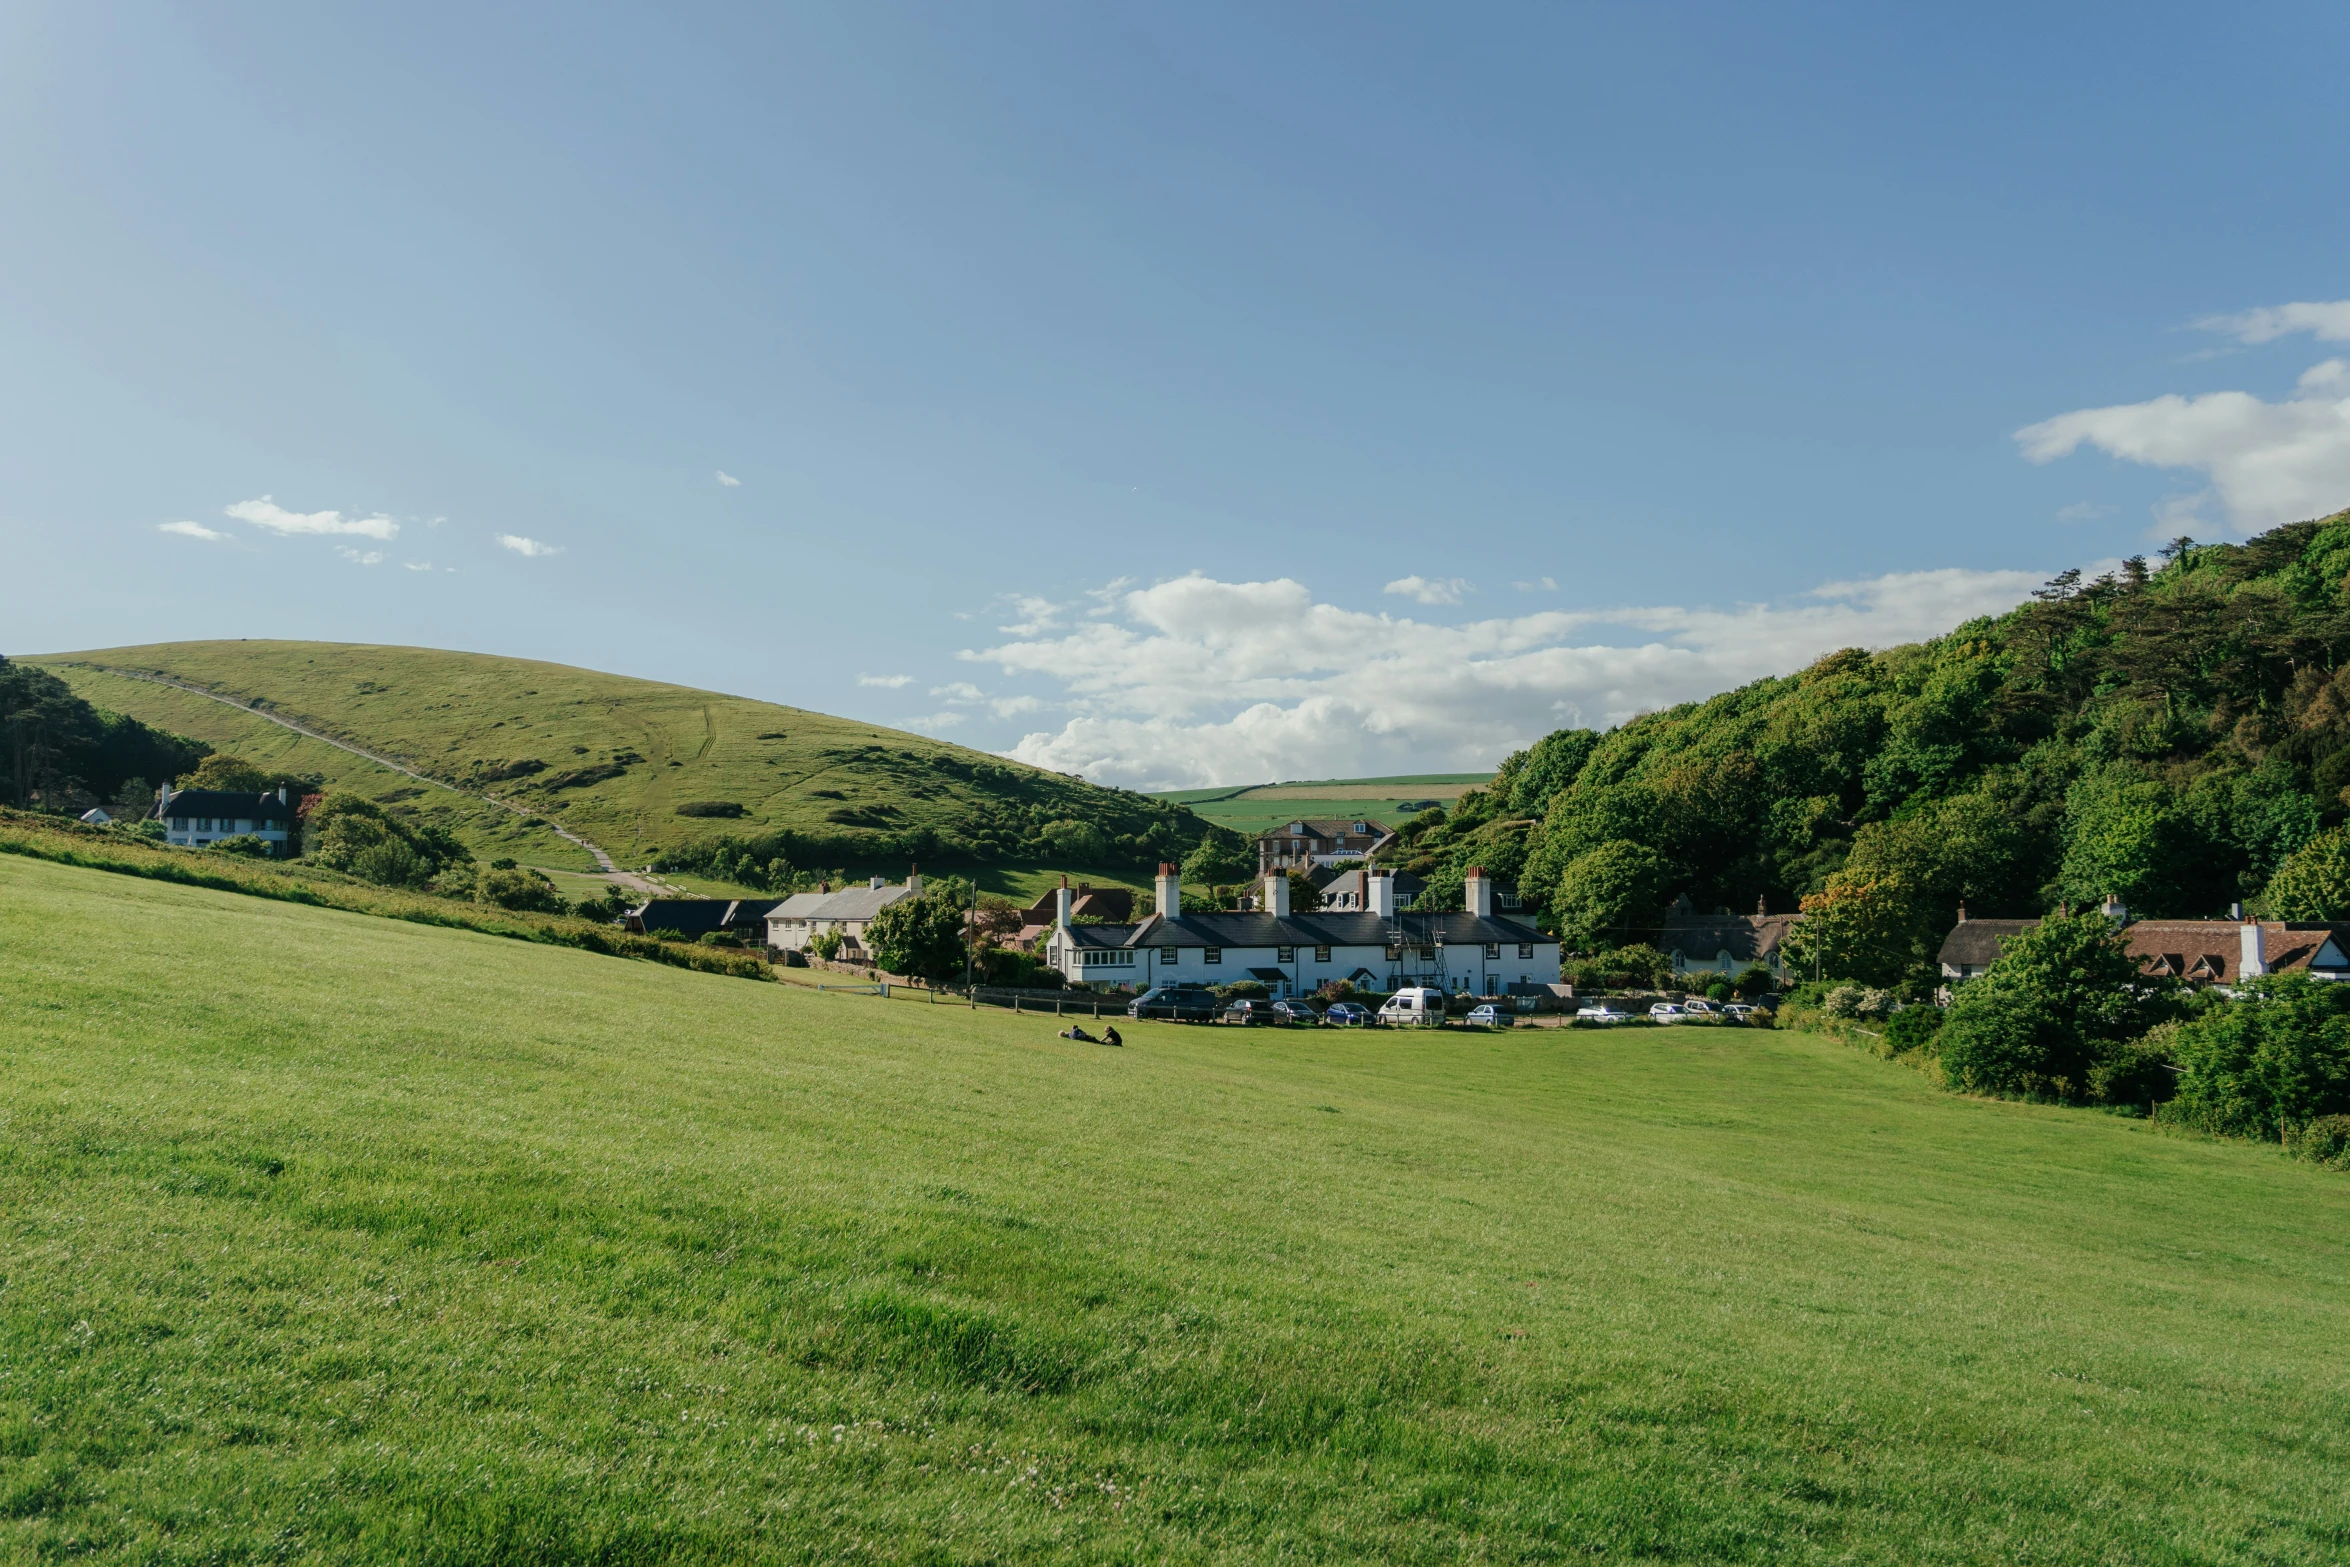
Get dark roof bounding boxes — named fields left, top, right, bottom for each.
left=2120, top=921, right=2350, bottom=984
left=1071, top=908, right=1550, bottom=949
left=1246, top=967, right=1289, bottom=982
left=1018, top=884, right=1135, bottom=921
left=1936, top=918, right=2039, bottom=969
left=1657, top=910, right=1803, bottom=964
left=1256, top=818, right=1385, bottom=841
left=155, top=789, right=294, bottom=822
left=627, top=898, right=782, bottom=937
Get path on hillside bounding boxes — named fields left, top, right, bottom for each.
left=73, top=665, right=676, bottom=896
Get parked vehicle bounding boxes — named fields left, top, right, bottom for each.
left=1465, top=1003, right=1515, bottom=1028
left=1324, top=1001, right=1376, bottom=1027
left=1268, top=999, right=1321, bottom=1026
left=1377, top=987, right=1449, bottom=1026
left=1129, top=985, right=1219, bottom=1022
left=1648, top=1002, right=1687, bottom=1022
left=1682, top=998, right=1715, bottom=1015
left=1221, top=998, right=1287, bottom=1026
left=1722, top=1002, right=1757, bottom=1021
left=1574, top=1004, right=1629, bottom=1023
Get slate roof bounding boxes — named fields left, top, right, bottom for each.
left=794, top=883, right=918, bottom=923
left=1061, top=908, right=1552, bottom=950
left=1658, top=909, right=1804, bottom=965
left=628, top=898, right=782, bottom=937
left=155, top=788, right=295, bottom=823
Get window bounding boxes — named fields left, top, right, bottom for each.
left=1314, top=945, right=1331, bottom=962
left=1518, top=944, right=1534, bottom=960
left=1277, top=946, right=1295, bottom=963
left=170, top=817, right=185, bottom=830
left=1204, top=947, right=1222, bottom=965
left=1483, top=944, right=1500, bottom=960
left=1417, top=946, right=1435, bottom=961
left=1385, top=944, right=1401, bottom=960
left=1162, top=946, right=1179, bottom=962
left=1499, top=890, right=1521, bottom=910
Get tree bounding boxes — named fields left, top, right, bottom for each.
left=1181, top=827, right=1254, bottom=894
left=1935, top=912, right=2168, bottom=1101
left=305, top=793, right=467, bottom=888
left=1550, top=840, right=1667, bottom=951
left=183, top=753, right=272, bottom=791
left=478, top=865, right=566, bottom=914
left=864, top=892, right=972, bottom=982
left=2261, top=827, right=2350, bottom=919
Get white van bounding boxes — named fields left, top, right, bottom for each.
left=1377, top=987, right=1449, bottom=1027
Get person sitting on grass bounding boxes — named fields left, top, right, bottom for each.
left=1101, top=1025, right=1122, bottom=1048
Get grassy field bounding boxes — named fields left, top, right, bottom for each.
left=30, top=642, right=1194, bottom=877
left=1157, top=776, right=1494, bottom=838
left=8, top=856, right=2350, bottom=1562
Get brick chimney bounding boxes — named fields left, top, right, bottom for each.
left=1154, top=862, right=1181, bottom=919
left=1465, top=866, right=1493, bottom=918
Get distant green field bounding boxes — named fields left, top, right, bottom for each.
left=33, top=641, right=1197, bottom=881
left=1153, top=774, right=1494, bottom=837
left=7, top=854, right=2349, bottom=1561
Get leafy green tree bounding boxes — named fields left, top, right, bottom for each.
left=183, top=753, right=272, bottom=791
left=478, top=866, right=566, bottom=914
left=1181, top=826, right=1254, bottom=892
left=1935, top=912, right=2168, bottom=1101
left=2165, top=975, right=2350, bottom=1142
left=1550, top=839, right=1667, bottom=951
left=306, top=793, right=467, bottom=889
left=2261, top=827, right=2350, bottom=919
left=864, top=892, right=972, bottom=981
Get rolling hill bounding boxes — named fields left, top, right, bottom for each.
left=7, top=849, right=2350, bottom=1560
left=30, top=641, right=1206, bottom=878
left=1153, top=774, right=1493, bottom=837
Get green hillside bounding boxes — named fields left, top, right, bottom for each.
left=8, top=852, right=2350, bottom=1560
left=1156, top=774, right=1493, bottom=838
left=1397, top=508, right=2350, bottom=967
left=30, top=641, right=1205, bottom=877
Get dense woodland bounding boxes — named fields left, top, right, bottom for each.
left=0, top=656, right=208, bottom=816
left=1396, top=509, right=2350, bottom=987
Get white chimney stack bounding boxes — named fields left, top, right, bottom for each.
left=2100, top=892, right=2126, bottom=924
left=1465, top=866, right=1492, bottom=919
left=1154, top=861, right=1181, bottom=919
left=1264, top=871, right=1291, bottom=918
left=869, top=876, right=886, bottom=890
left=906, top=864, right=923, bottom=896
left=1055, top=875, right=1073, bottom=931
left=2241, top=917, right=2266, bottom=978
left=1368, top=871, right=1395, bottom=919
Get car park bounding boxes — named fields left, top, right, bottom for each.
left=1648, top=1002, right=1687, bottom=1022
left=1129, top=985, right=1219, bottom=1022
left=1465, top=1003, right=1515, bottom=1028
left=1220, top=998, right=1286, bottom=1026
left=1323, top=1001, right=1376, bottom=1027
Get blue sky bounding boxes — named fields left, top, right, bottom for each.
left=6, top=2, right=2348, bottom=786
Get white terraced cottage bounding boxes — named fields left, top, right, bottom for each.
left=1047, top=864, right=1561, bottom=998
left=154, top=784, right=297, bottom=854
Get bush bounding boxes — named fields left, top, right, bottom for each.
left=697, top=931, right=745, bottom=948
left=2164, top=974, right=2350, bottom=1142
left=1935, top=913, right=2171, bottom=1103
left=676, top=801, right=746, bottom=818
left=1732, top=965, right=1777, bottom=999
left=1883, top=1004, right=1943, bottom=1055
left=1217, top=980, right=1270, bottom=1000
left=810, top=930, right=843, bottom=962
left=208, top=834, right=276, bottom=859
left=1823, top=984, right=1892, bottom=1021
left=477, top=865, right=567, bottom=915
left=1704, top=979, right=1734, bottom=1002
left=863, top=887, right=974, bottom=982
left=2286, top=1114, right=2350, bottom=1168
left=307, top=794, right=468, bottom=890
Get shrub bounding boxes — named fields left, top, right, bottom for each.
left=477, top=865, right=567, bottom=915
left=676, top=800, right=747, bottom=818
left=1218, top=980, right=1271, bottom=1000
left=208, top=834, right=276, bottom=859
left=2164, top=974, right=2350, bottom=1142
left=1822, top=984, right=1891, bottom=1020
left=864, top=886, right=974, bottom=982
left=810, top=930, right=844, bottom=961
left=697, top=931, right=744, bottom=948
left=307, top=794, right=468, bottom=890
left=1935, top=913, right=2171, bottom=1103
left=1733, top=965, right=1777, bottom=999
left=2286, top=1114, right=2350, bottom=1168
left=1704, top=979, right=1734, bottom=1002
left=1883, top=1004, right=1943, bottom=1055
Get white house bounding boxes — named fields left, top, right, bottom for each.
left=765, top=873, right=921, bottom=960
left=155, top=785, right=296, bottom=854
left=1048, top=863, right=1560, bottom=998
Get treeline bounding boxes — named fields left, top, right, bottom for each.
left=1391, top=507, right=2350, bottom=991
left=1, top=656, right=209, bottom=816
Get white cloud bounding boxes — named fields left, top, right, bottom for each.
left=1512, top=576, right=1559, bottom=592
left=1384, top=575, right=1471, bottom=605
left=965, top=568, right=2045, bottom=789
left=496, top=534, right=561, bottom=557
left=858, top=673, right=914, bottom=689
left=404, top=560, right=435, bottom=571
left=996, top=595, right=1063, bottom=636
left=930, top=682, right=987, bottom=702
left=715, top=470, right=741, bottom=487
left=226, top=496, right=399, bottom=541
left=337, top=547, right=386, bottom=567
left=2017, top=367, right=2350, bottom=535
left=991, top=694, right=1044, bottom=718
left=2196, top=300, right=2350, bottom=345
left=158, top=520, right=225, bottom=541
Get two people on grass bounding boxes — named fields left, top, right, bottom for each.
left=1059, top=1024, right=1121, bottom=1047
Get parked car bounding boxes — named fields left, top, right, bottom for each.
left=1220, top=998, right=1287, bottom=1026
left=1377, top=987, right=1450, bottom=1026
left=1268, top=999, right=1321, bottom=1026
left=1681, top=998, right=1716, bottom=1015
left=1465, top=1003, right=1516, bottom=1028
left=1648, top=1002, right=1687, bottom=1022
left=1574, top=1004, right=1629, bottom=1024
left=1722, top=1001, right=1758, bottom=1021
left=1324, top=1001, right=1376, bottom=1027
left=1129, top=985, right=1219, bottom=1022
